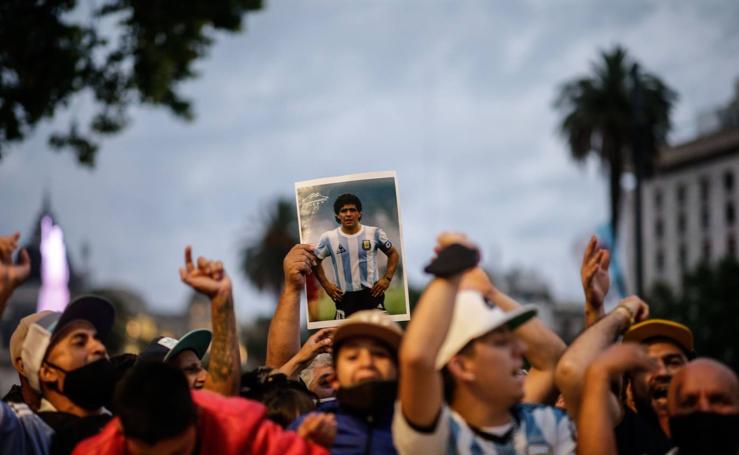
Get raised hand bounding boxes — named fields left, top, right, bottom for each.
left=297, top=412, right=337, bottom=449
left=295, top=328, right=335, bottom=364
left=283, top=244, right=317, bottom=290
left=0, top=232, right=31, bottom=292
left=179, top=245, right=231, bottom=298
left=615, top=295, right=650, bottom=326
left=581, top=235, right=610, bottom=325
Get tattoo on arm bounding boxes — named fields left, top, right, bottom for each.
left=206, top=292, right=240, bottom=396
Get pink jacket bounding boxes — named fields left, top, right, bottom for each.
left=72, top=390, right=328, bottom=455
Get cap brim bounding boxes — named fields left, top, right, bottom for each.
left=334, top=323, right=402, bottom=352
left=54, top=295, right=115, bottom=341
left=623, top=319, right=693, bottom=353
left=504, top=305, right=538, bottom=331
left=164, top=329, right=212, bottom=362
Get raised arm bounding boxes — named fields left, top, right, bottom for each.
left=0, top=232, right=31, bottom=318
left=581, top=235, right=610, bottom=328
left=277, top=328, right=335, bottom=380
left=179, top=246, right=240, bottom=395
left=554, top=296, right=648, bottom=419
left=577, top=343, right=655, bottom=455
left=266, top=244, right=317, bottom=368
left=461, top=267, right=566, bottom=404
left=399, top=233, right=473, bottom=428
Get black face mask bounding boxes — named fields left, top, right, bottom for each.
left=46, top=358, right=115, bottom=411
left=668, top=411, right=739, bottom=455
left=337, top=380, right=397, bottom=418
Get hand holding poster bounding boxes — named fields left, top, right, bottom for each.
left=295, top=171, right=410, bottom=329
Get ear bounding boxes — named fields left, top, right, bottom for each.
left=14, top=357, right=24, bottom=375
left=447, top=355, right=476, bottom=383
left=329, top=372, right=340, bottom=392
left=39, top=364, right=61, bottom=384
left=335, top=216, right=341, bottom=224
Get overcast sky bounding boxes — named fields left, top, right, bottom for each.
left=2, top=0, right=738, bottom=322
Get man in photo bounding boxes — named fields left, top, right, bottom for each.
left=313, top=193, right=399, bottom=319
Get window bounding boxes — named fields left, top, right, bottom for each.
left=700, top=176, right=710, bottom=202
left=655, top=218, right=664, bottom=238
left=677, top=183, right=687, bottom=206
left=679, top=244, right=688, bottom=271
left=701, top=206, right=710, bottom=229
left=702, top=239, right=711, bottom=261
left=655, top=249, right=665, bottom=273
left=727, top=203, right=736, bottom=225
left=677, top=212, right=687, bottom=235
left=654, top=189, right=663, bottom=210
left=724, top=171, right=735, bottom=192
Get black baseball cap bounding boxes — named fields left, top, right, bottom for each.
left=52, top=294, right=116, bottom=343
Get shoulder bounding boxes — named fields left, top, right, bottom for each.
left=71, top=418, right=124, bottom=455
left=392, top=401, right=449, bottom=455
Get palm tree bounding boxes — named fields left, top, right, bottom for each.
left=240, top=198, right=298, bottom=299
left=555, top=46, right=676, bottom=239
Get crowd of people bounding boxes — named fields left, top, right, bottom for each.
left=0, top=214, right=737, bottom=454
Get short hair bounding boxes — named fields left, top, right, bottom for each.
left=333, top=194, right=362, bottom=214
left=299, top=353, right=333, bottom=386
left=262, top=385, right=316, bottom=428
left=114, top=362, right=197, bottom=445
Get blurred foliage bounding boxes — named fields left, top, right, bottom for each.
left=241, top=198, right=298, bottom=299
left=0, top=0, right=262, bottom=165
left=555, top=45, right=676, bottom=238
left=648, top=257, right=739, bottom=371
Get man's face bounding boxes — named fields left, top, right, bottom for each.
left=125, top=424, right=197, bottom=455
left=453, top=327, right=526, bottom=408
left=308, top=364, right=336, bottom=399
left=169, top=350, right=207, bottom=390
left=333, top=337, right=397, bottom=388
left=40, top=321, right=107, bottom=391
left=668, top=361, right=739, bottom=417
left=337, top=204, right=360, bottom=229
left=630, top=340, right=688, bottom=417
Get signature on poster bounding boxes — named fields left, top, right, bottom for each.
left=303, top=192, right=329, bottom=214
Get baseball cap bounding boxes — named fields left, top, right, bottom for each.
left=435, top=290, right=538, bottom=370
left=21, top=294, right=115, bottom=393
left=333, top=310, right=403, bottom=353
left=138, top=329, right=212, bottom=363
left=623, top=319, right=694, bottom=354
left=9, top=310, right=55, bottom=372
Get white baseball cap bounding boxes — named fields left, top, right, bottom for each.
left=435, top=290, right=538, bottom=370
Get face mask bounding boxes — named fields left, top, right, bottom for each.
left=668, top=411, right=739, bottom=455
left=337, top=380, right=397, bottom=418
left=46, top=358, right=115, bottom=411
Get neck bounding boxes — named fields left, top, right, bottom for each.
left=451, top=388, right=512, bottom=428
left=43, top=389, right=96, bottom=417
left=19, top=375, right=41, bottom=411
left=341, top=224, right=361, bottom=235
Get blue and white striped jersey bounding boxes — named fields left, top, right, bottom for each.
left=393, top=402, right=576, bottom=455
left=315, top=225, right=393, bottom=292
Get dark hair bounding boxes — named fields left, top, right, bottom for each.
left=333, top=194, right=362, bottom=214
left=114, top=362, right=197, bottom=445
left=240, top=369, right=316, bottom=427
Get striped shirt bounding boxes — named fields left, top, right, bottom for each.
left=314, top=225, right=393, bottom=292
left=393, top=402, right=576, bottom=455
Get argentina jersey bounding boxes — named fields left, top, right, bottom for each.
left=314, top=225, right=393, bottom=292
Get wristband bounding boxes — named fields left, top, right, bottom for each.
left=424, top=243, right=479, bottom=277
left=614, top=304, right=635, bottom=329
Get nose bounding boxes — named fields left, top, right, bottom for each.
left=357, top=349, right=375, bottom=367
left=88, top=337, right=107, bottom=360
left=514, top=338, right=528, bottom=358
left=653, top=359, right=670, bottom=379
left=696, top=394, right=711, bottom=412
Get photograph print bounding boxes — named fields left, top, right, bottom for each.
left=295, top=171, right=410, bottom=329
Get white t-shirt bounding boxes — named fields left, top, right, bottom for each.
left=392, top=401, right=576, bottom=455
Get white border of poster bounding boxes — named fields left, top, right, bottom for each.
left=295, top=171, right=410, bottom=329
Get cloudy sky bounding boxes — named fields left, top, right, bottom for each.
left=2, top=0, right=738, bottom=322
